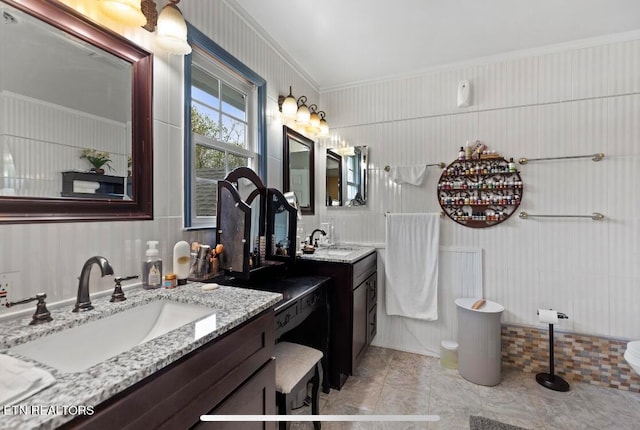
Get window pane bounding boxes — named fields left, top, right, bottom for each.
left=221, top=114, right=246, bottom=147
left=192, top=68, right=220, bottom=104
left=192, top=103, right=220, bottom=140
left=192, top=86, right=219, bottom=109
left=221, top=82, right=246, bottom=121
left=195, top=145, right=225, bottom=171
left=228, top=153, right=248, bottom=171
left=194, top=146, right=225, bottom=217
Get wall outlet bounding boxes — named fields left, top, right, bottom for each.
left=0, top=271, right=20, bottom=309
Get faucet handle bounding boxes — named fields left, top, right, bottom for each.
left=110, top=275, right=139, bottom=303
left=6, top=293, right=53, bottom=326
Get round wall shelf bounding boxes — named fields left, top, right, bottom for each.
left=437, top=156, right=523, bottom=228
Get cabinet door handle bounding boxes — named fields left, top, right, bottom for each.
left=306, top=295, right=319, bottom=306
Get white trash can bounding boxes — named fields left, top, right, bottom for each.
left=455, top=298, right=504, bottom=386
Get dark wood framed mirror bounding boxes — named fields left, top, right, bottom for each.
left=0, top=0, right=153, bottom=223
left=283, top=126, right=314, bottom=215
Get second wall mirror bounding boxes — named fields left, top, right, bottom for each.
left=282, top=126, right=314, bottom=215
left=325, top=145, right=368, bottom=207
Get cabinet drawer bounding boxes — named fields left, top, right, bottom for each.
left=275, top=302, right=299, bottom=332
left=352, top=252, right=376, bottom=288
left=300, top=288, right=324, bottom=313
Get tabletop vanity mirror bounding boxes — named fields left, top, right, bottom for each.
left=325, top=146, right=368, bottom=207
left=0, top=0, right=153, bottom=223
left=216, top=167, right=296, bottom=279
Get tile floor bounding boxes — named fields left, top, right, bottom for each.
left=290, top=346, right=640, bottom=430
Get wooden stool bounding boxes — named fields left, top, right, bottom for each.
left=274, top=341, right=323, bottom=430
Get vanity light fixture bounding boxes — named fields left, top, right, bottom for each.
left=306, top=104, right=321, bottom=134
left=318, top=111, right=329, bottom=136
left=154, top=0, right=192, bottom=55
left=296, top=96, right=311, bottom=126
left=277, top=87, right=330, bottom=136
left=100, top=0, right=191, bottom=55
left=98, top=0, right=146, bottom=27
left=279, top=87, right=298, bottom=120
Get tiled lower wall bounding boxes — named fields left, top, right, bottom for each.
left=501, top=324, right=640, bottom=393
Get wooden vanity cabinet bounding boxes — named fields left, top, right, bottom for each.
left=294, top=251, right=377, bottom=389
left=62, top=310, right=276, bottom=430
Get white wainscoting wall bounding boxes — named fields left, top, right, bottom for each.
left=0, top=0, right=316, bottom=312
left=317, top=36, right=640, bottom=341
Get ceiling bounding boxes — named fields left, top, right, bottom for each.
left=230, top=0, right=640, bottom=91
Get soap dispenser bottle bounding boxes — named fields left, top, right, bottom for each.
left=173, top=240, right=190, bottom=285
left=142, top=241, right=163, bottom=290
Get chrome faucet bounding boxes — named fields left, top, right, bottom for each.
left=309, top=229, right=327, bottom=248
left=73, top=256, right=114, bottom=312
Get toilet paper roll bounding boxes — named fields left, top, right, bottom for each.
left=538, top=309, right=559, bottom=324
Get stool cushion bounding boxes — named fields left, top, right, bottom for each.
left=274, top=342, right=323, bottom=394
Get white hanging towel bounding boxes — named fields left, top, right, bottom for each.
left=385, top=213, right=440, bottom=320
left=387, top=165, right=427, bottom=186
left=0, top=354, right=56, bottom=405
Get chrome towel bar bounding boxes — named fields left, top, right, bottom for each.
left=384, top=162, right=445, bottom=172
left=519, top=212, right=605, bottom=221
left=518, top=153, right=605, bottom=164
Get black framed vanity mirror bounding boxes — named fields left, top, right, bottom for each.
left=266, top=188, right=297, bottom=262
left=324, top=146, right=368, bottom=207
left=216, top=167, right=296, bottom=278
left=283, top=126, right=314, bottom=215
left=0, top=0, right=153, bottom=223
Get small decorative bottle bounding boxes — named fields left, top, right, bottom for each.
left=458, top=146, right=465, bottom=161
left=508, top=157, right=516, bottom=172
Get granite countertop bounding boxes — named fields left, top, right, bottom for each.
left=0, top=283, right=282, bottom=430
left=297, top=243, right=376, bottom=263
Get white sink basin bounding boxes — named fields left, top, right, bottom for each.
left=11, top=300, right=215, bottom=373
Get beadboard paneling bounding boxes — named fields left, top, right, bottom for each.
left=318, top=37, right=640, bottom=340
left=0, top=0, right=315, bottom=313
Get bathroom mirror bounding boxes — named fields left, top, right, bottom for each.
left=216, top=181, right=251, bottom=278
left=224, top=167, right=266, bottom=263
left=283, top=126, right=315, bottom=215
left=0, top=0, right=153, bottom=223
left=326, top=150, right=342, bottom=206
left=325, top=146, right=368, bottom=207
left=266, top=188, right=297, bottom=263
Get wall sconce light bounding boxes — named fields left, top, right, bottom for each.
left=153, top=0, right=192, bottom=55
left=98, top=0, right=146, bottom=27
left=98, top=0, right=191, bottom=55
left=278, top=87, right=329, bottom=137
left=279, top=87, right=298, bottom=120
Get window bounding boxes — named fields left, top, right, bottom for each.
left=185, top=26, right=266, bottom=228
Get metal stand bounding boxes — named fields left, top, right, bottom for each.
left=536, top=322, right=570, bottom=392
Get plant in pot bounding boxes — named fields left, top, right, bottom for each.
left=80, top=149, right=113, bottom=174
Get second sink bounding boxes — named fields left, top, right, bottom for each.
left=10, top=300, right=216, bottom=373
